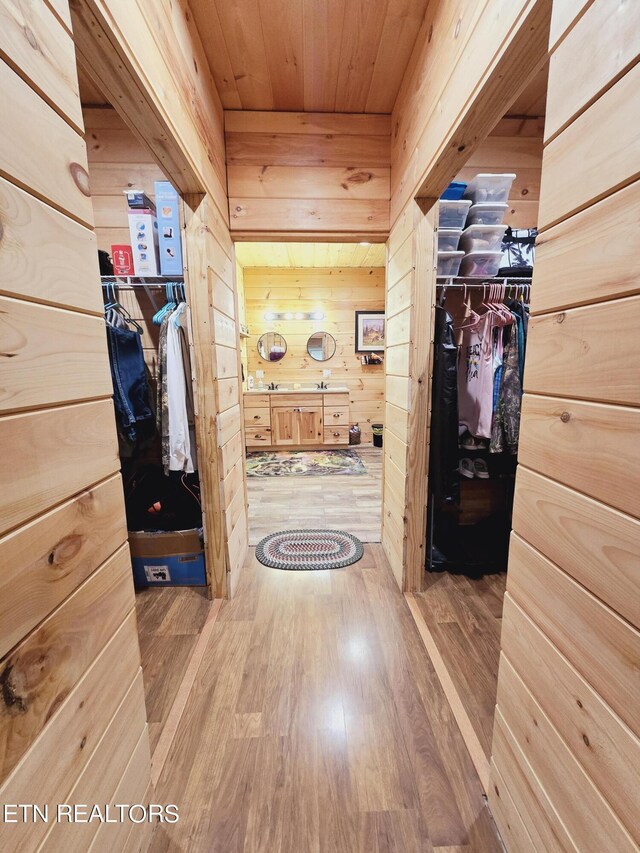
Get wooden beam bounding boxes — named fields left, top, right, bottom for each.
left=183, top=193, right=227, bottom=598
left=70, top=0, right=204, bottom=195
left=404, top=201, right=436, bottom=592
left=414, top=0, right=552, bottom=203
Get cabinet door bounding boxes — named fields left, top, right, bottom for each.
left=271, top=408, right=296, bottom=445
left=296, top=407, right=323, bottom=444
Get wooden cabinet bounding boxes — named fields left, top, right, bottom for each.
left=296, top=407, right=323, bottom=444
left=271, top=405, right=323, bottom=445
left=243, top=392, right=349, bottom=448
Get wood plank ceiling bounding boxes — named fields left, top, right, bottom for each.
left=235, top=241, right=386, bottom=267
left=188, top=0, right=430, bottom=112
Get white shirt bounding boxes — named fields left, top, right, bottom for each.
left=166, top=303, right=194, bottom=472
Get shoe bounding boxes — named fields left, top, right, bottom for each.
left=459, top=458, right=475, bottom=478
left=460, top=432, right=489, bottom=451
left=473, top=459, right=490, bottom=479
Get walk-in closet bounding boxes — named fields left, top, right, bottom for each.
left=410, top=64, right=546, bottom=772
left=80, top=78, right=214, bottom=755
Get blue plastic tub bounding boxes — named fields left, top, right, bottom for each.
left=441, top=181, right=467, bottom=200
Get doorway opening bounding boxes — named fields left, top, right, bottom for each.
left=77, top=69, right=214, bottom=767
left=410, top=62, right=549, bottom=784
left=234, top=242, right=386, bottom=546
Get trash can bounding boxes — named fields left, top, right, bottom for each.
left=372, top=424, right=383, bottom=448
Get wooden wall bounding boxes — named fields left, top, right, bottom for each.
left=243, top=267, right=385, bottom=443
left=454, top=118, right=544, bottom=228
left=382, top=202, right=435, bottom=589
left=84, top=106, right=165, bottom=252
left=489, top=1, right=640, bottom=849
left=0, top=2, right=151, bottom=849
left=225, top=111, right=391, bottom=239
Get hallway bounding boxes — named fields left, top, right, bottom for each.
left=149, top=546, right=500, bottom=851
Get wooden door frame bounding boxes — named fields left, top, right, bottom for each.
left=398, top=0, right=552, bottom=593
left=71, top=2, right=234, bottom=599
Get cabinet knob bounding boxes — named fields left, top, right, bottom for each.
left=253, top=415, right=260, bottom=419
left=333, top=432, right=340, bottom=437
left=333, top=413, right=340, bottom=418
left=255, top=434, right=262, bottom=439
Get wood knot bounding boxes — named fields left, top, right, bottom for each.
left=454, top=18, right=462, bottom=38
left=556, top=312, right=566, bottom=324
left=560, top=411, right=571, bottom=423
left=0, top=665, right=27, bottom=714
left=69, top=163, right=91, bottom=197
left=80, top=736, right=87, bottom=749
left=582, top=733, right=590, bottom=747
left=23, top=25, right=38, bottom=50
left=576, top=699, right=583, bottom=708
left=522, top=188, right=529, bottom=196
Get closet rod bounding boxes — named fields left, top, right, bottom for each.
left=100, top=275, right=184, bottom=286
left=436, top=277, right=532, bottom=286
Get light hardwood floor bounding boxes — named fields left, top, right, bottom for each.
left=247, top=446, right=382, bottom=545
left=135, top=586, right=211, bottom=751
left=149, top=545, right=500, bottom=852
left=413, top=571, right=507, bottom=762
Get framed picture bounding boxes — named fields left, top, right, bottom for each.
left=355, top=311, right=385, bottom=353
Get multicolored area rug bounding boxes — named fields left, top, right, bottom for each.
left=256, top=529, right=364, bottom=570
left=246, top=449, right=366, bottom=477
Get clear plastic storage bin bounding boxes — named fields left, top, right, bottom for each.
left=438, top=199, right=472, bottom=229
left=463, top=173, right=516, bottom=204
left=459, top=251, right=503, bottom=278
left=437, top=228, right=462, bottom=251
left=467, top=202, right=509, bottom=226
left=437, top=251, right=465, bottom=277
left=459, top=224, right=507, bottom=254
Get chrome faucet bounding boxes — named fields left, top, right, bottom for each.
left=316, top=381, right=329, bottom=389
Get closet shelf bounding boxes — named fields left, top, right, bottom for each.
left=101, top=275, right=184, bottom=285
left=436, top=275, right=532, bottom=286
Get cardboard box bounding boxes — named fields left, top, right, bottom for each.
left=111, top=244, right=134, bottom=276
left=155, top=181, right=183, bottom=276
left=125, top=189, right=156, bottom=211
left=127, top=208, right=160, bottom=276
left=129, top=529, right=206, bottom=587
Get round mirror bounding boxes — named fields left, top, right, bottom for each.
left=307, top=331, right=336, bottom=362
left=258, top=332, right=287, bottom=362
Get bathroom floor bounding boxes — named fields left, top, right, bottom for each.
left=247, top=446, right=382, bottom=545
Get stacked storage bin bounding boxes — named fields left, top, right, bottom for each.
left=437, top=174, right=515, bottom=278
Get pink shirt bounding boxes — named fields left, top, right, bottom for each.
left=458, top=312, right=495, bottom=439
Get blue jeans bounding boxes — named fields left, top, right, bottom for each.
left=106, top=325, right=154, bottom=442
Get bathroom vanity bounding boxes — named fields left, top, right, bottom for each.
left=243, top=388, right=350, bottom=449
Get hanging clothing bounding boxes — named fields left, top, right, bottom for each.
left=457, top=311, right=494, bottom=439
left=166, top=304, right=195, bottom=473
left=158, top=313, right=171, bottom=469
left=490, top=321, right=522, bottom=455
left=106, top=322, right=155, bottom=446
left=429, top=306, right=459, bottom=503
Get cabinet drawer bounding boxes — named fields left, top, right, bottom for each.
left=270, top=394, right=319, bottom=408
left=245, top=427, right=272, bottom=446
left=324, top=406, right=349, bottom=425
left=244, top=393, right=270, bottom=408
left=324, top=426, right=350, bottom=445
left=323, top=392, right=349, bottom=407
left=244, top=407, right=271, bottom=426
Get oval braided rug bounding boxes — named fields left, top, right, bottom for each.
left=255, top=529, right=364, bottom=571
